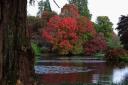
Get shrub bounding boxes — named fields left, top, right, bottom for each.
left=84, top=34, right=107, bottom=56
left=31, top=42, right=42, bottom=56
left=105, top=48, right=128, bottom=62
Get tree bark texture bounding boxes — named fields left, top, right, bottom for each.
left=0, top=0, right=35, bottom=85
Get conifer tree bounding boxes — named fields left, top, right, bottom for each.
left=68, top=0, right=91, bottom=19
left=37, top=0, right=52, bottom=16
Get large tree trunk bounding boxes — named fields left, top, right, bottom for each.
left=0, top=0, right=35, bottom=85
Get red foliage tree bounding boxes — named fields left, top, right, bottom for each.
left=42, top=16, right=77, bottom=54
left=41, top=11, right=57, bottom=28
left=77, top=16, right=96, bottom=37
left=84, top=34, right=107, bottom=55
left=60, top=4, right=80, bottom=18
left=42, top=4, right=97, bottom=55
left=42, top=15, right=96, bottom=54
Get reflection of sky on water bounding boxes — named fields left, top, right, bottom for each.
left=35, top=65, right=92, bottom=74
left=112, top=67, right=128, bottom=84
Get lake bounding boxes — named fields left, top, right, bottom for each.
left=35, top=56, right=128, bottom=85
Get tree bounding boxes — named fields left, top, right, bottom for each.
left=0, top=0, right=35, bottom=85
left=68, top=0, right=91, bottom=19
left=41, top=11, right=57, bottom=28
left=42, top=16, right=96, bottom=54
left=60, top=4, right=80, bottom=18
left=37, top=0, right=52, bottom=16
left=95, top=16, right=113, bottom=40
left=116, top=15, right=128, bottom=49
left=42, top=4, right=96, bottom=55
left=107, top=32, right=122, bottom=49
left=84, top=34, right=107, bottom=55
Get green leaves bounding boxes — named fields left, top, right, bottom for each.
left=31, top=42, right=42, bottom=56
left=95, top=16, right=113, bottom=39
left=37, top=0, right=51, bottom=16
left=68, top=0, right=91, bottom=19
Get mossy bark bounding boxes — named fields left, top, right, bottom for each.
left=0, top=0, right=35, bottom=85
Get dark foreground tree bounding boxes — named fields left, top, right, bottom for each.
left=0, top=0, right=35, bottom=85
left=116, top=15, right=128, bottom=50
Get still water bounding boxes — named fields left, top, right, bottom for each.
left=35, top=56, right=128, bottom=85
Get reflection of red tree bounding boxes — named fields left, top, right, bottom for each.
left=37, top=62, right=108, bottom=85
left=39, top=73, right=92, bottom=84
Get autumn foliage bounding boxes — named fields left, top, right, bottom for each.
left=41, top=11, right=57, bottom=28
left=42, top=4, right=108, bottom=55
left=42, top=15, right=96, bottom=54
left=84, top=34, right=107, bottom=55
left=105, top=48, right=128, bottom=62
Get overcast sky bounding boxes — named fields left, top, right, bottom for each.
left=27, top=0, right=128, bottom=32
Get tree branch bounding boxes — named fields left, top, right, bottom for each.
left=53, top=0, right=60, bottom=8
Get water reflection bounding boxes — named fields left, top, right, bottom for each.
left=35, top=57, right=128, bottom=85
left=113, top=67, right=128, bottom=84
left=35, top=65, right=92, bottom=74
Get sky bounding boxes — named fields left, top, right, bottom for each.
left=27, top=0, right=128, bottom=33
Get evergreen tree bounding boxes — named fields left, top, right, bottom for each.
left=37, top=0, right=52, bottom=16
left=68, top=0, right=91, bottom=19
left=116, top=15, right=128, bottom=49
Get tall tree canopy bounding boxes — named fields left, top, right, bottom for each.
left=0, top=0, right=35, bottom=85
left=68, top=0, right=91, bottom=19
left=116, top=15, right=128, bottom=50
left=42, top=4, right=96, bottom=55
left=37, top=0, right=52, bottom=16
left=95, top=16, right=113, bottom=39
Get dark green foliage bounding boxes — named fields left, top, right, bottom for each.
left=116, top=15, right=128, bottom=50
left=68, top=0, right=91, bottom=19
left=37, top=0, right=51, bottom=16
left=95, top=16, right=113, bottom=39
left=27, top=16, right=42, bottom=42
left=27, top=16, right=42, bottom=32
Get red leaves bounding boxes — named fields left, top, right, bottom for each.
left=59, top=17, right=78, bottom=32
left=59, top=40, right=73, bottom=49
left=43, top=31, right=53, bottom=42
left=84, top=34, right=107, bottom=55
left=42, top=15, right=98, bottom=54
left=77, top=16, right=96, bottom=36
left=42, top=16, right=78, bottom=54
left=42, top=3, right=98, bottom=55
left=105, top=48, right=128, bottom=62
